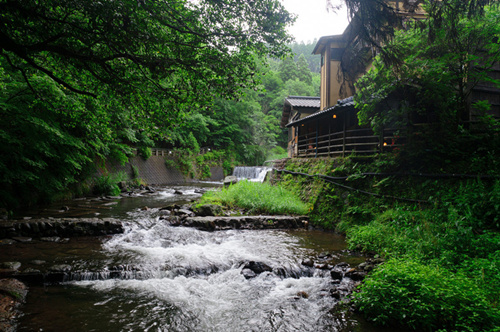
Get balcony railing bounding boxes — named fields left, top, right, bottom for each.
left=292, top=128, right=404, bottom=158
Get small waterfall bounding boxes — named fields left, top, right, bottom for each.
left=233, top=166, right=271, bottom=182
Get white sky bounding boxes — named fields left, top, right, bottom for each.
left=281, top=0, right=350, bottom=43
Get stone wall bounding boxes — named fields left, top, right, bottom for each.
left=103, top=149, right=224, bottom=185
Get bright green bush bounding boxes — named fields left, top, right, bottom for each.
left=93, top=172, right=127, bottom=196
left=198, top=180, right=309, bottom=215
left=137, top=146, right=152, bottom=160
left=353, top=259, right=499, bottom=332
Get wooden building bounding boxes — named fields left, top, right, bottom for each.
left=282, top=96, right=320, bottom=158
left=282, top=2, right=499, bottom=159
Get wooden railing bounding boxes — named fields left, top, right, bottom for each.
left=294, top=128, right=404, bottom=158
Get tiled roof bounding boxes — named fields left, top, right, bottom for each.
left=286, top=96, right=355, bottom=127
left=284, top=96, right=320, bottom=108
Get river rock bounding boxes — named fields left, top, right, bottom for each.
left=12, top=237, right=32, bottom=243
left=223, top=176, right=238, bottom=186
left=301, top=259, right=314, bottom=267
left=49, top=264, right=72, bottom=273
left=330, top=289, right=341, bottom=299
left=0, top=278, right=28, bottom=332
left=241, top=268, right=256, bottom=279
left=242, top=261, right=272, bottom=275
left=357, top=262, right=375, bottom=272
left=344, top=269, right=366, bottom=281
left=31, top=260, right=46, bottom=265
left=0, top=262, right=21, bottom=272
left=40, top=236, right=61, bottom=242
left=159, top=209, right=171, bottom=216
left=194, top=204, right=222, bottom=217
left=334, top=262, right=349, bottom=269
left=174, top=209, right=195, bottom=217
left=330, top=270, right=343, bottom=280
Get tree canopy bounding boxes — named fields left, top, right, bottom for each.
left=0, top=0, right=294, bottom=101
left=0, top=0, right=298, bottom=208
left=335, top=0, right=500, bottom=49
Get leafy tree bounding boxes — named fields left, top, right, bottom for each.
left=278, top=56, right=298, bottom=82
left=355, top=4, right=500, bottom=131
left=290, top=41, right=321, bottom=72
left=334, top=0, right=499, bottom=50
left=0, top=0, right=295, bottom=208
left=0, top=0, right=294, bottom=101
left=296, top=54, right=313, bottom=85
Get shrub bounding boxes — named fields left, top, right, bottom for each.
left=92, top=171, right=127, bottom=196
left=353, top=259, right=499, bottom=332
left=137, top=146, right=152, bottom=160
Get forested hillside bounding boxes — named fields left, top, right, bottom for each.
left=0, top=0, right=320, bottom=209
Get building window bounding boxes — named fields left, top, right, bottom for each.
left=330, top=48, right=345, bottom=61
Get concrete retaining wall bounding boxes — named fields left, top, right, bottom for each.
left=104, top=150, right=224, bottom=185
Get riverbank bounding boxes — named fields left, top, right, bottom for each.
left=271, top=156, right=500, bottom=331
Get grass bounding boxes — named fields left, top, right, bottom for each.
left=197, top=180, right=309, bottom=215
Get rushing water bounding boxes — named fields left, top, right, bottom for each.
left=233, top=166, right=272, bottom=182
left=4, top=185, right=383, bottom=332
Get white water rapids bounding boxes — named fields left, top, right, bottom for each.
left=14, top=187, right=370, bottom=332
left=71, top=211, right=342, bottom=331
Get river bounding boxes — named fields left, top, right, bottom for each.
left=2, top=184, right=386, bottom=331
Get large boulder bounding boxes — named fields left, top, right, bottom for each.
left=223, top=176, right=238, bottom=186
left=0, top=278, right=28, bottom=332
left=194, top=204, right=223, bottom=217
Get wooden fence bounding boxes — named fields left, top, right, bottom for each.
left=293, top=128, right=404, bottom=158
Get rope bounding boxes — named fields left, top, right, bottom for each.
left=275, top=169, right=432, bottom=204
left=274, top=169, right=498, bottom=181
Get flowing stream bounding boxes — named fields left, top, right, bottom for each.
left=233, top=166, right=272, bottom=182
left=4, top=185, right=385, bottom=332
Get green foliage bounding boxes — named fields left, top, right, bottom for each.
left=289, top=41, right=321, bottom=72
left=274, top=157, right=500, bottom=331
left=137, top=147, right=152, bottom=160
left=266, top=146, right=288, bottom=161
left=131, top=165, right=139, bottom=179
left=0, top=0, right=301, bottom=209
left=198, top=180, right=309, bottom=215
left=109, top=144, right=134, bottom=166
left=1, top=0, right=294, bottom=102
left=92, top=172, right=127, bottom=197
left=221, top=160, right=232, bottom=177
left=355, top=5, right=500, bottom=136
left=296, top=54, right=313, bottom=85
left=353, top=259, right=499, bottom=332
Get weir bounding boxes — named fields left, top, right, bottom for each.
left=232, top=166, right=272, bottom=182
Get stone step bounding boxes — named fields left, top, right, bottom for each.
left=0, top=218, right=123, bottom=239
left=172, top=215, right=308, bottom=231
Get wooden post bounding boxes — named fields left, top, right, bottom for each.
left=379, top=129, right=384, bottom=154
left=328, top=118, right=331, bottom=157
left=315, top=120, right=319, bottom=158
left=342, top=115, right=346, bottom=157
